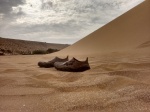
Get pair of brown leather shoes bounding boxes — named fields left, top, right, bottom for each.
left=38, top=56, right=90, bottom=72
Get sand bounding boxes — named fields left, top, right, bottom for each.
left=0, top=52, right=150, bottom=112
left=0, top=0, right=150, bottom=112
left=58, top=0, right=150, bottom=55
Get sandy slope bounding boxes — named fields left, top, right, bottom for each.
left=55, top=0, right=150, bottom=55
left=0, top=0, right=150, bottom=112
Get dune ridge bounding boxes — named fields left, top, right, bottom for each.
left=54, top=0, right=150, bottom=55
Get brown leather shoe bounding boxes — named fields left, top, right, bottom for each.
left=38, top=56, right=68, bottom=68
left=54, top=57, right=90, bottom=72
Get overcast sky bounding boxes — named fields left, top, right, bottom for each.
left=0, top=0, right=144, bottom=44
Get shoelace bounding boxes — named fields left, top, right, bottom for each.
left=64, top=59, right=75, bottom=66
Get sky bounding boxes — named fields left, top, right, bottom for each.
left=0, top=0, right=144, bottom=44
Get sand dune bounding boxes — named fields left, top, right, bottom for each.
left=0, top=0, right=150, bottom=112
left=54, top=0, right=150, bottom=55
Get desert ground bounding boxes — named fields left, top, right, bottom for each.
left=0, top=0, right=150, bottom=112
left=0, top=51, right=150, bottom=112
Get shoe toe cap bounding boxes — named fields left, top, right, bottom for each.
left=38, top=62, right=45, bottom=67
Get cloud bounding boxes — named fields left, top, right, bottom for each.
left=0, top=0, right=25, bottom=14
left=0, top=0, right=144, bottom=44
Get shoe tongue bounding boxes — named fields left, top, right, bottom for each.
left=55, top=56, right=59, bottom=60
left=52, top=57, right=58, bottom=61
left=67, top=58, right=75, bottom=63
left=72, top=57, right=76, bottom=61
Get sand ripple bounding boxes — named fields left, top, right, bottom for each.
left=0, top=53, right=150, bottom=112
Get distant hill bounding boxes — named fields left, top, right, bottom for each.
left=0, top=37, right=69, bottom=55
